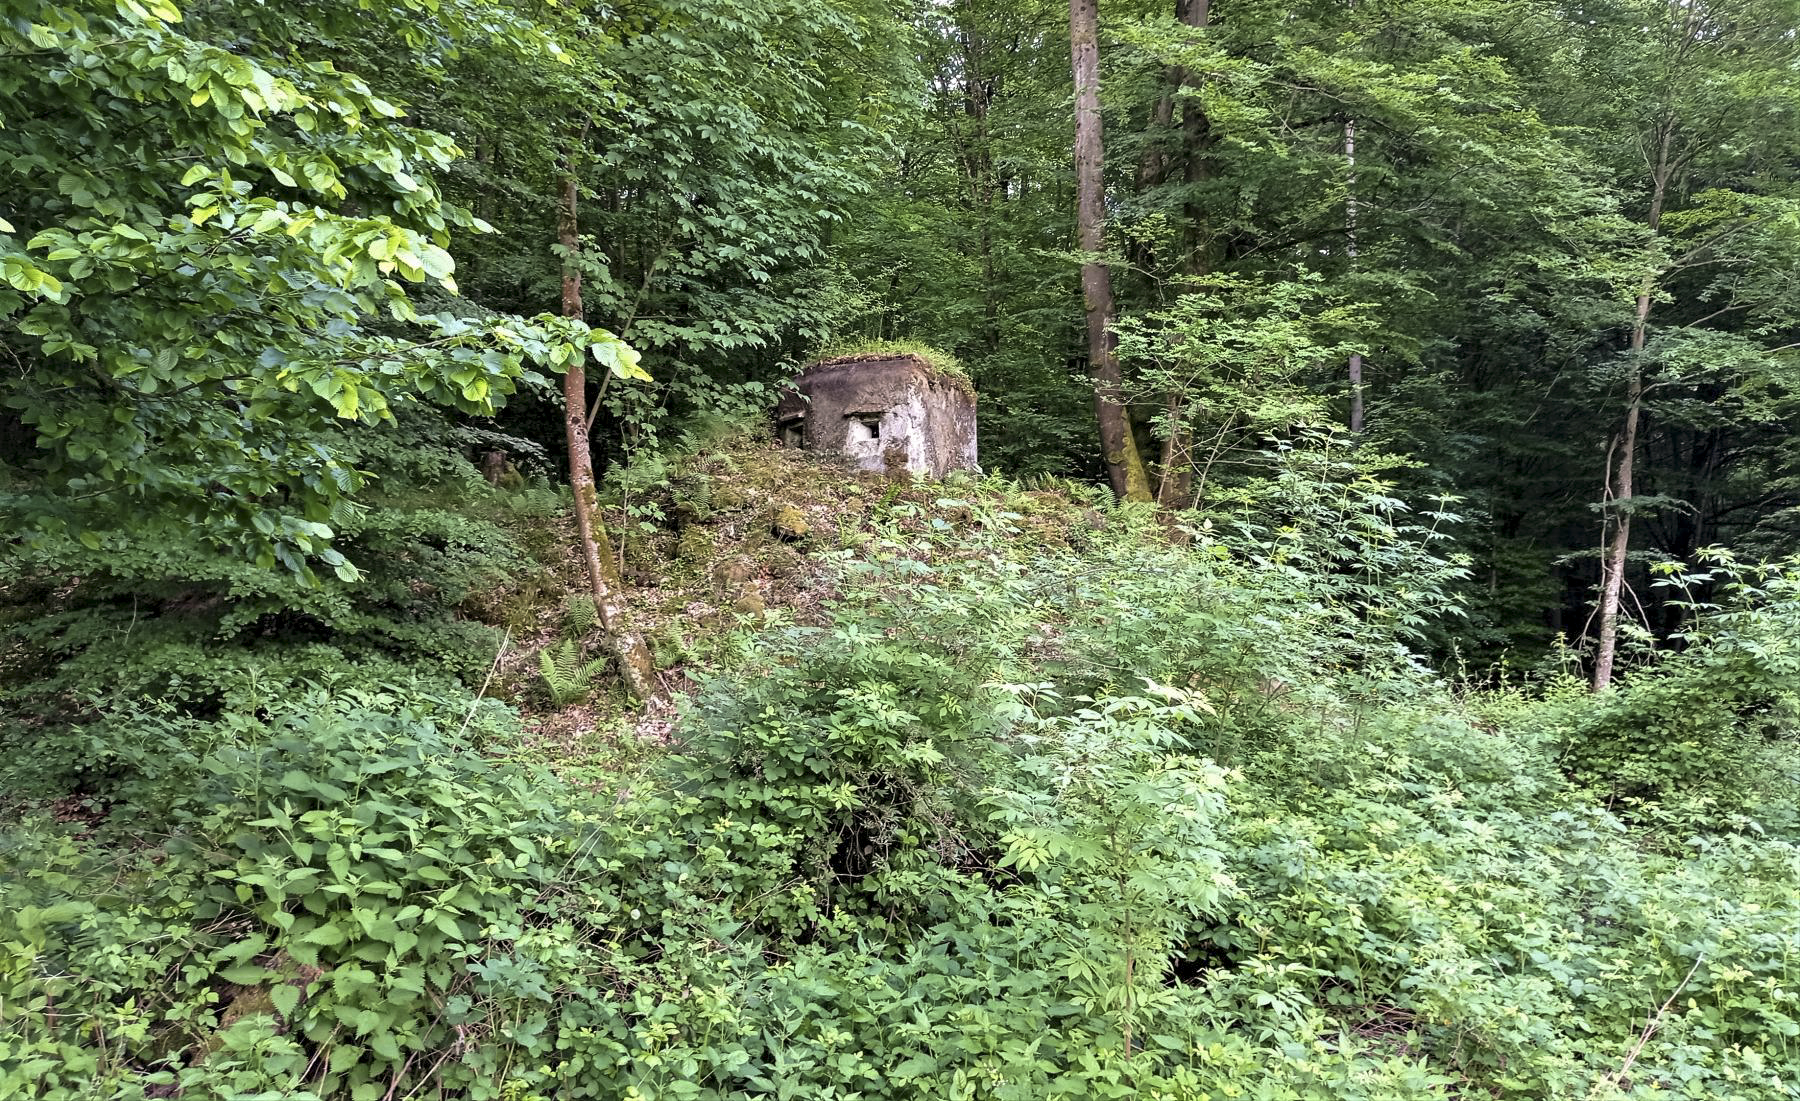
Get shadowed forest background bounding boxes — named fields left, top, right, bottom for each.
left=3, top=0, right=1800, bottom=1098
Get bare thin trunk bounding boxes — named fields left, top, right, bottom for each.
left=559, top=165, right=658, bottom=703
left=1345, top=116, right=1364, bottom=433
left=1591, top=284, right=1650, bottom=692
left=967, top=47, right=1001, bottom=351
left=1071, top=0, right=1153, bottom=501
left=1177, top=0, right=1211, bottom=274
left=1152, top=0, right=1209, bottom=502
left=1592, top=123, right=1673, bottom=691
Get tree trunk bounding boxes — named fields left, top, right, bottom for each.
left=1592, top=124, right=1672, bottom=691
left=1153, top=0, right=1211, bottom=503
left=1590, top=287, right=1649, bottom=692
left=1344, top=115, right=1364, bottom=433
left=559, top=165, right=658, bottom=703
left=1071, top=0, right=1153, bottom=501
left=1177, top=0, right=1211, bottom=275
left=1154, top=392, right=1192, bottom=505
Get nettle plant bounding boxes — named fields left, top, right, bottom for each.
left=0, top=687, right=559, bottom=1101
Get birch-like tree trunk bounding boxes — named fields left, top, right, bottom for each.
left=1592, top=123, right=1673, bottom=692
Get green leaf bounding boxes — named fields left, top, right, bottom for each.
left=591, top=334, right=651, bottom=381
left=270, top=983, right=301, bottom=1021
left=220, top=963, right=271, bottom=984
left=369, top=1031, right=401, bottom=1061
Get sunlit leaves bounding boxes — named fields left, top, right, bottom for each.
left=0, top=0, right=646, bottom=583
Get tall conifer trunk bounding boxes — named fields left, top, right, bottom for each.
left=558, top=162, right=658, bottom=703
left=1071, top=0, right=1153, bottom=501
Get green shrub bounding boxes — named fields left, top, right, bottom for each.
left=6, top=464, right=1800, bottom=1101
left=1553, top=552, right=1800, bottom=831
left=1, top=686, right=559, bottom=1100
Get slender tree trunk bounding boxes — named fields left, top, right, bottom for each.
left=1154, top=392, right=1192, bottom=505
left=1153, top=0, right=1210, bottom=504
left=1177, top=0, right=1211, bottom=274
left=1592, top=124, right=1673, bottom=691
left=966, top=43, right=1001, bottom=352
left=558, top=164, right=658, bottom=703
left=1590, top=287, right=1649, bottom=692
left=1345, top=115, right=1364, bottom=433
left=1071, top=0, right=1153, bottom=501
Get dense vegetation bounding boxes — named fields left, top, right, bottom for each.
left=2, top=0, right=1798, bottom=1098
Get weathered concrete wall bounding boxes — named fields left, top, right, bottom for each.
left=776, top=355, right=977, bottom=477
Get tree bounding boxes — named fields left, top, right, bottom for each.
left=1586, top=0, right=1800, bottom=689
left=0, top=0, right=628, bottom=583
left=556, top=154, right=658, bottom=702
left=1070, top=0, right=1153, bottom=501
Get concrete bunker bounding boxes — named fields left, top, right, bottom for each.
left=776, top=353, right=978, bottom=477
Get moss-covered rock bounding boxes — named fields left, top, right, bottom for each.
left=771, top=503, right=810, bottom=541
left=712, top=484, right=752, bottom=513
left=764, top=544, right=803, bottom=579
left=713, top=555, right=757, bottom=592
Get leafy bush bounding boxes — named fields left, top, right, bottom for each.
left=5, top=464, right=1799, bottom=1100
left=1552, top=551, right=1800, bottom=831
left=1, top=686, right=555, bottom=1100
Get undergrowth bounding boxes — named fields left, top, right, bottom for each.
left=2, top=436, right=1797, bottom=1100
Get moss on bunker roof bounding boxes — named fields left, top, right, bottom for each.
left=804, top=343, right=975, bottom=399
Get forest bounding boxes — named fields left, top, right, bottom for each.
left=2, top=0, right=1799, bottom=1097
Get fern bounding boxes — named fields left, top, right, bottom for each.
left=652, top=621, right=694, bottom=669
left=537, top=639, right=609, bottom=706
left=563, top=594, right=598, bottom=638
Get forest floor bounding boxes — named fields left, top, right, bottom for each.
left=496, top=435, right=1111, bottom=771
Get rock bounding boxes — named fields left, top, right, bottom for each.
left=712, top=555, right=756, bottom=591
left=765, top=544, right=802, bottom=579
left=713, top=484, right=751, bottom=512
left=771, top=503, right=810, bottom=541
